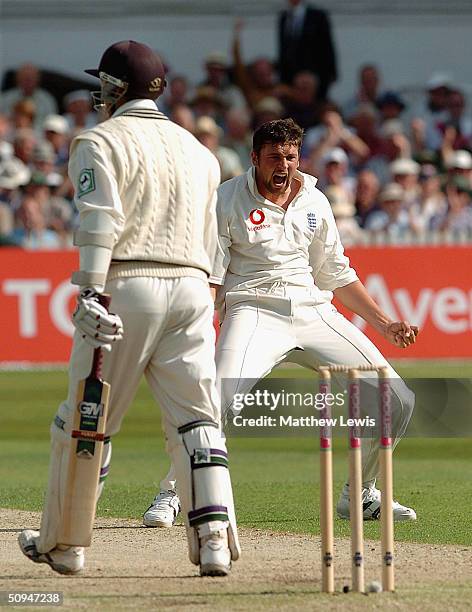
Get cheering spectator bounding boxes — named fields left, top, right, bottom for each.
left=305, top=103, right=369, bottom=172
left=232, top=20, right=283, bottom=110
left=348, top=104, right=384, bottom=160
left=280, top=70, right=322, bottom=129
left=200, top=52, right=245, bottom=109
left=1, top=63, right=57, bottom=126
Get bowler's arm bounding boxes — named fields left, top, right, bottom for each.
left=334, top=280, right=419, bottom=349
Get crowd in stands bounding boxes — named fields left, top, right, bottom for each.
left=1, top=21, right=472, bottom=249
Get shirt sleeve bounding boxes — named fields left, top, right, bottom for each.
left=309, top=195, right=358, bottom=291
left=209, top=186, right=232, bottom=285
left=68, top=137, right=125, bottom=238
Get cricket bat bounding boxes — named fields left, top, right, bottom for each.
left=58, top=294, right=111, bottom=547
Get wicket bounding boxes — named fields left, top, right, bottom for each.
left=318, top=365, right=394, bottom=594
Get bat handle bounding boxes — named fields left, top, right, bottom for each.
left=90, top=293, right=111, bottom=380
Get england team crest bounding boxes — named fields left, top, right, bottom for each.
left=307, top=212, right=317, bottom=230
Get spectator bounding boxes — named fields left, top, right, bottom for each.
left=317, top=147, right=356, bottom=203
left=324, top=184, right=363, bottom=246
left=63, top=90, right=97, bottom=132
left=353, top=169, right=380, bottom=228
left=343, top=64, right=382, bottom=120
left=11, top=99, right=36, bottom=130
left=252, top=97, right=285, bottom=131
left=280, top=70, right=322, bottom=129
left=13, top=128, right=37, bottom=166
left=409, top=164, right=447, bottom=233
left=410, top=73, right=452, bottom=153
left=23, top=171, right=73, bottom=238
left=194, top=115, right=243, bottom=182
left=431, top=177, right=472, bottom=233
left=277, top=0, right=337, bottom=99
left=348, top=104, right=384, bottom=160
left=389, top=158, right=421, bottom=207
left=305, top=103, right=369, bottom=172
left=160, top=75, right=191, bottom=115
left=376, top=91, right=407, bottom=125
left=223, top=107, right=252, bottom=169
left=232, top=20, right=282, bottom=110
left=1, top=63, right=58, bottom=126
left=32, top=141, right=64, bottom=187
left=442, top=89, right=472, bottom=150
left=0, top=157, right=30, bottom=236
left=365, top=182, right=411, bottom=238
left=365, top=119, right=411, bottom=184
left=200, top=52, right=245, bottom=109
left=169, top=103, right=196, bottom=133
left=11, top=195, right=62, bottom=249
left=42, top=114, right=70, bottom=166
left=444, top=149, right=472, bottom=188
left=189, top=85, right=226, bottom=124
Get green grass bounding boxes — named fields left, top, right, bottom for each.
left=1, top=363, right=471, bottom=546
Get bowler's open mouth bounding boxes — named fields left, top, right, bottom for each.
left=272, top=173, right=287, bottom=187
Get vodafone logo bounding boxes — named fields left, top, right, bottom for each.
left=249, top=209, right=265, bottom=225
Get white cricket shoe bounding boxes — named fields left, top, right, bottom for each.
left=143, top=490, right=181, bottom=528
left=18, top=530, right=84, bottom=575
left=336, top=484, right=417, bottom=521
left=198, top=522, right=231, bottom=577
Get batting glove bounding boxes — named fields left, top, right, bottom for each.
left=72, top=288, right=124, bottom=350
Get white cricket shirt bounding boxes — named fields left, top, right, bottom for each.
left=210, top=167, right=358, bottom=304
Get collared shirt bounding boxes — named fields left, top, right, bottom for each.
left=210, top=168, right=358, bottom=305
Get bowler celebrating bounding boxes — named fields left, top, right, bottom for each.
left=144, top=118, right=418, bottom=528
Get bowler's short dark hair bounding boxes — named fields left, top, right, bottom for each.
left=252, top=118, right=303, bottom=155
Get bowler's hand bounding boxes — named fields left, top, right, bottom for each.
left=384, top=321, right=419, bottom=348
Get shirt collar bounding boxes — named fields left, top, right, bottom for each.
left=112, top=98, right=159, bottom=118
left=246, top=166, right=312, bottom=205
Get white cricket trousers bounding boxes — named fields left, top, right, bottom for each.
left=63, top=276, right=219, bottom=437
left=215, top=285, right=414, bottom=483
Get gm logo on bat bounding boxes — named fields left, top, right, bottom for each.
left=78, top=401, right=105, bottom=417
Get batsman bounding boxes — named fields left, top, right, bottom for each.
left=18, top=40, right=240, bottom=577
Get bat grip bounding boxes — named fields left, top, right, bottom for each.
left=89, top=294, right=111, bottom=379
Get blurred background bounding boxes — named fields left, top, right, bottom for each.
left=1, top=0, right=471, bottom=364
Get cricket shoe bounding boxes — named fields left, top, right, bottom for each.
left=336, top=484, right=417, bottom=521
left=18, top=530, right=84, bottom=575
left=143, top=490, right=181, bottom=527
left=198, top=522, right=231, bottom=577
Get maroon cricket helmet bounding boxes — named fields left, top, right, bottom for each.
left=85, top=40, right=166, bottom=100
